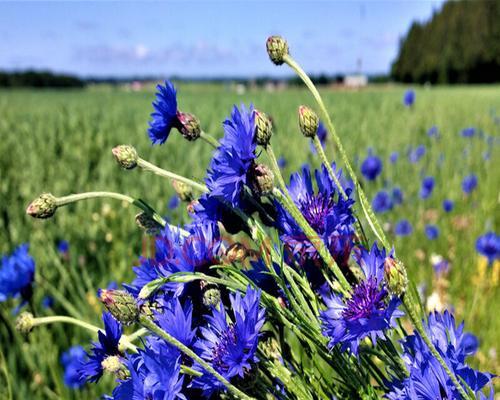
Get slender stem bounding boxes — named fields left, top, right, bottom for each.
left=126, top=327, right=148, bottom=342
left=180, top=365, right=203, bottom=377
left=137, top=158, right=208, bottom=193
left=139, top=315, right=254, bottom=400
left=56, top=191, right=134, bottom=206
left=200, top=131, right=220, bottom=148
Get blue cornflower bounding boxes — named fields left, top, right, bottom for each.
left=148, top=81, right=179, bottom=145
left=61, top=345, right=87, bottom=389
left=394, top=220, right=412, bottom=236
left=79, top=312, right=123, bottom=383
left=462, top=174, right=478, bottom=194
left=443, top=199, right=454, bottom=213
left=403, top=89, right=415, bottom=107
left=391, top=187, right=403, bottom=205
left=192, top=286, right=265, bottom=397
left=0, top=244, right=35, bottom=304
left=168, top=195, right=180, bottom=210
left=274, top=163, right=356, bottom=280
left=475, top=232, right=499, bottom=265
left=204, top=104, right=256, bottom=209
left=310, top=121, right=327, bottom=154
left=360, top=148, right=383, bottom=181
left=277, top=156, right=287, bottom=169
left=420, top=176, right=434, bottom=199
left=427, top=125, right=438, bottom=137
left=41, top=296, right=54, bottom=309
left=372, top=190, right=393, bottom=213
left=408, top=145, right=426, bottom=163
left=57, top=240, right=69, bottom=254
left=425, top=225, right=439, bottom=240
left=431, top=254, right=450, bottom=275
left=154, top=299, right=196, bottom=348
left=389, top=152, right=399, bottom=164
left=461, top=127, right=476, bottom=137
left=386, top=311, right=493, bottom=399
left=320, top=244, right=404, bottom=355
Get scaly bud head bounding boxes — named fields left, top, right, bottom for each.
left=26, top=193, right=58, bottom=219
left=112, top=145, right=138, bottom=169
left=176, top=111, right=201, bottom=141
left=298, top=106, right=319, bottom=138
left=266, top=36, right=289, bottom=65
left=172, top=180, right=193, bottom=202
left=135, top=212, right=162, bottom=235
left=384, top=257, right=408, bottom=296
left=99, top=289, right=139, bottom=325
left=15, top=312, right=34, bottom=335
left=225, top=243, right=248, bottom=263
left=101, top=355, right=129, bottom=380
left=254, top=110, right=273, bottom=146
left=200, top=281, right=221, bottom=307
left=247, top=163, right=274, bottom=196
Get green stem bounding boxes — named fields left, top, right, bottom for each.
left=139, top=315, right=254, bottom=400
left=137, top=158, right=208, bottom=193
left=200, top=131, right=220, bottom=148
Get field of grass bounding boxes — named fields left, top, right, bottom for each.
left=0, top=83, right=498, bottom=398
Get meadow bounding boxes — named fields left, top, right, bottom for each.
left=0, top=83, right=498, bottom=398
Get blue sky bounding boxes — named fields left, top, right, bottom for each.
left=0, top=1, right=445, bottom=78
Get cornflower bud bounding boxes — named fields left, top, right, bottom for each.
left=15, top=312, right=34, bottom=335
left=201, top=281, right=221, bottom=307
left=247, top=163, right=274, bottom=196
left=135, top=212, right=162, bottom=235
left=112, top=145, right=138, bottom=169
left=298, top=105, right=319, bottom=138
left=254, top=110, right=273, bottom=146
left=266, top=36, right=289, bottom=65
left=99, top=289, right=139, bottom=325
left=26, top=193, right=58, bottom=219
left=384, top=257, right=408, bottom=296
left=101, top=355, right=129, bottom=380
left=176, top=111, right=201, bottom=141
left=172, top=180, right=193, bottom=202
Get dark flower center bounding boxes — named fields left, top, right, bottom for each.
left=212, top=325, right=237, bottom=370
left=342, top=277, right=387, bottom=321
left=299, top=193, right=334, bottom=233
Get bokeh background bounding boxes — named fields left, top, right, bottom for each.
left=0, top=1, right=499, bottom=398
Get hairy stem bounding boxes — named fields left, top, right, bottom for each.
left=200, top=131, right=220, bottom=148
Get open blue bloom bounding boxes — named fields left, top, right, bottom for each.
left=154, top=299, right=196, bottom=348
left=394, top=220, right=412, bottom=236
left=148, top=81, right=179, bottom=145
left=0, top=244, right=35, bottom=304
left=420, top=176, right=434, bottom=199
left=192, top=286, right=265, bottom=397
left=310, top=121, right=327, bottom=154
left=408, top=145, right=426, bottom=163
left=443, top=199, right=454, bottom=213
left=461, top=127, right=476, bottom=137
left=61, top=345, right=87, bottom=389
left=475, top=232, right=499, bottom=265
left=372, top=190, right=393, bottom=213
left=320, top=244, right=404, bottom=355
left=425, top=225, right=439, bottom=240
left=57, top=240, right=69, bottom=254
left=462, top=174, right=478, bottom=194
left=391, top=187, right=404, bottom=205
left=275, top=163, right=356, bottom=283
left=360, top=149, right=383, bottom=181
left=389, top=152, right=399, bottom=164
left=403, top=89, right=415, bottom=107
left=79, top=312, right=123, bottom=383
left=427, top=125, right=439, bottom=137
left=386, top=311, right=493, bottom=399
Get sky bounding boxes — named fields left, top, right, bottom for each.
left=0, top=1, right=445, bottom=78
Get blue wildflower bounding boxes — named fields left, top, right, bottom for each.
left=475, top=232, right=499, bottom=265
left=408, top=145, right=425, bottom=163
left=403, top=89, right=415, bottom=107
left=427, top=125, right=438, bottom=137
left=57, top=240, right=69, bottom=254
left=394, top=220, right=412, bottom=237
left=79, top=312, right=123, bottom=383
left=425, top=225, right=439, bottom=240
left=192, top=286, right=265, bottom=397
left=372, top=190, right=393, bottom=213
left=320, top=244, right=404, bottom=355
left=391, top=187, right=403, bottom=205
left=462, top=174, right=478, bottom=194
left=310, top=121, right=327, bottom=154
left=154, top=299, right=196, bottom=348
left=420, top=176, right=434, bottom=199
left=443, top=199, right=454, bottom=213
left=148, top=81, right=179, bottom=145
left=277, top=156, right=287, bottom=169
left=41, top=296, right=54, bottom=309
left=168, top=195, right=180, bottom=210
left=431, top=254, right=449, bottom=275
left=360, top=148, right=383, bottom=181
left=389, top=152, right=399, bottom=164
left=0, top=244, right=35, bottom=304
left=461, top=127, right=476, bottom=137
left=61, top=345, right=87, bottom=389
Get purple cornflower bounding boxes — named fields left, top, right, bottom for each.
left=372, top=190, right=393, bottom=213
left=443, top=199, right=454, bottom=213
left=403, top=89, right=415, bottom=107
left=391, top=187, right=404, bottom=206
left=425, top=225, right=439, bottom=240
left=420, top=176, right=434, bottom=199
left=148, top=81, right=179, bottom=145
left=427, top=125, right=438, bottom=138
left=0, top=244, right=35, bottom=304
left=408, top=145, right=426, bottom=163
left=394, top=220, right=412, bottom=236
left=61, top=346, right=87, bottom=389
left=475, top=232, right=499, bottom=265
left=389, top=152, right=399, bottom=164
left=360, top=148, right=383, bottom=181
left=462, top=174, right=478, bottom=194
left=461, top=127, right=476, bottom=138
left=320, top=244, right=403, bottom=355
left=431, top=254, right=450, bottom=275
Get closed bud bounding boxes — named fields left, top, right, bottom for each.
left=384, top=257, right=408, bottom=296
left=172, top=180, right=193, bottom=202
left=112, top=145, right=138, bottom=169
left=16, top=312, right=34, bottom=335
left=266, top=36, right=289, bottom=65
left=254, top=110, right=273, bottom=146
left=201, top=281, right=221, bottom=307
left=99, top=289, right=139, bottom=325
left=26, top=193, right=58, bottom=219
left=177, top=111, right=201, bottom=141
left=298, top=106, right=319, bottom=138
left=225, top=243, right=248, bottom=263
left=247, top=163, right=274, bottom=196
left=135, top=212, right=162, bottom=235
left=101, top=355, right=129, bottom=380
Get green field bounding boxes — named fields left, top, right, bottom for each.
left=0, top=84, right=499, bottom=398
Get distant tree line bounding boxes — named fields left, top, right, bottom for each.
left=392, top=0, right=500, bottom=84
left=0, top=70, right=85, bottom=88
